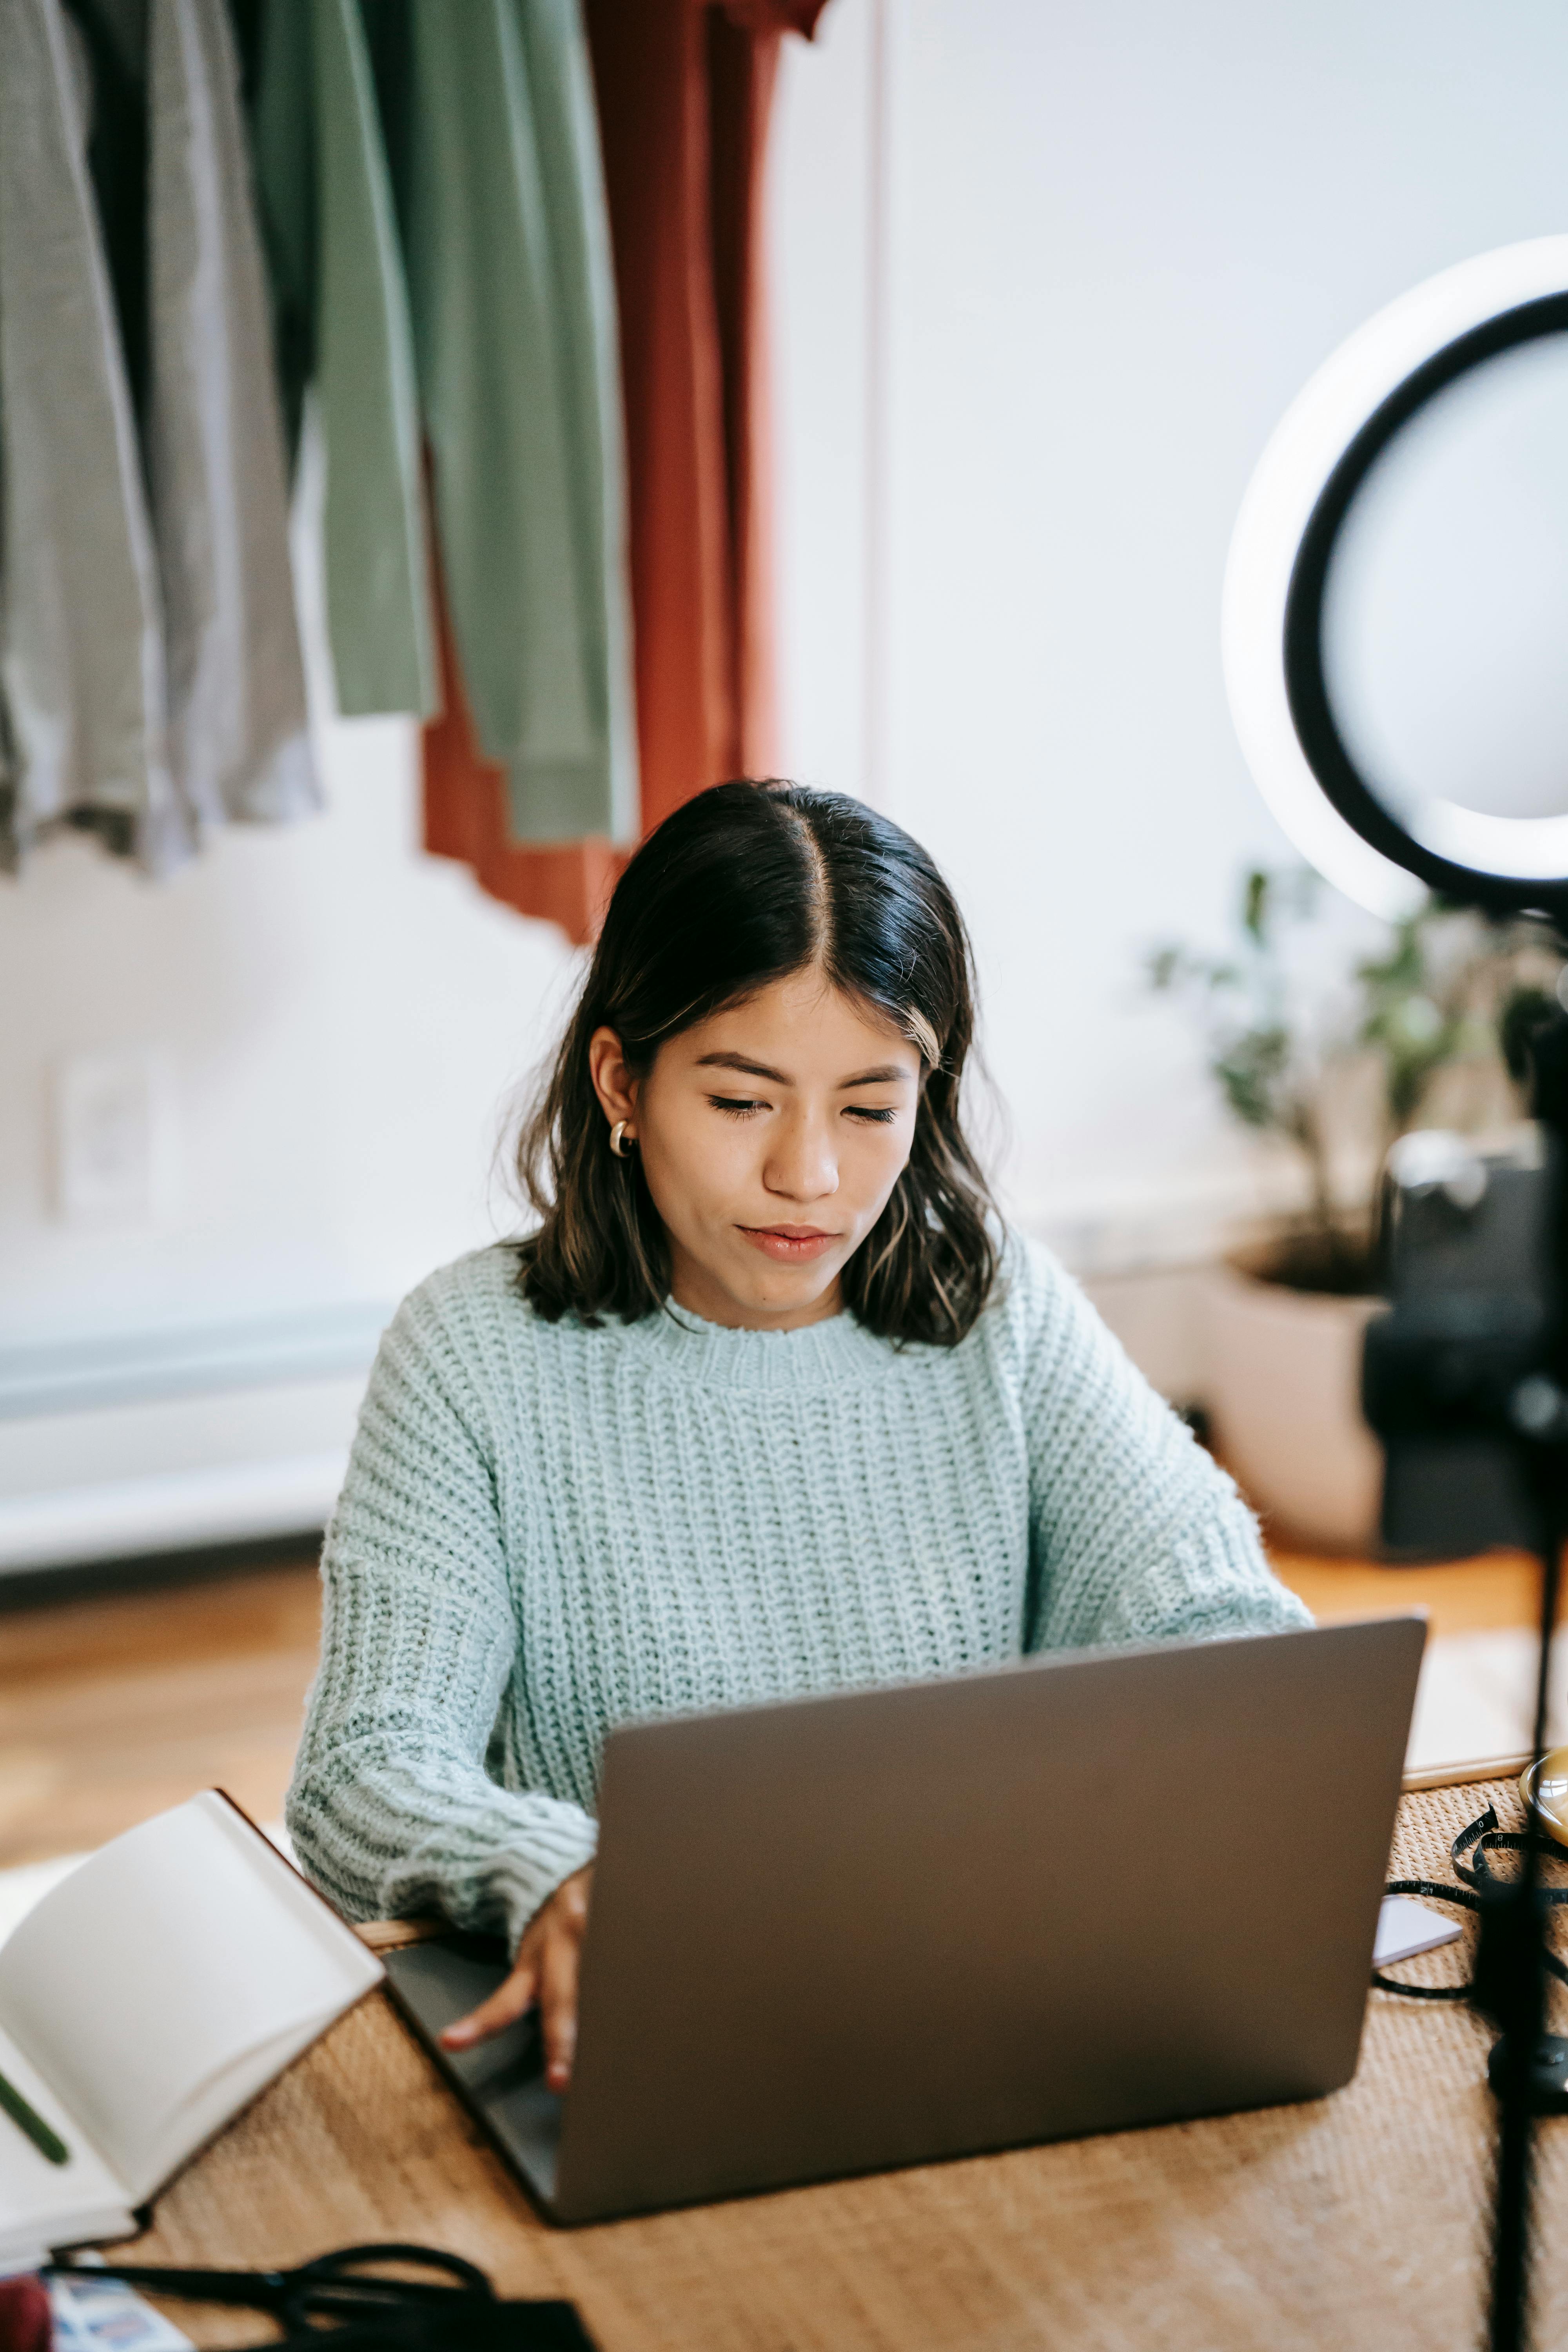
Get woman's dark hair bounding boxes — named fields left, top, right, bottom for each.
left=514, top=780, right=1000, bottom=1345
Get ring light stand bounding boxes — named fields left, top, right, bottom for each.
left=1223, top=236, right=1568, bottom=2352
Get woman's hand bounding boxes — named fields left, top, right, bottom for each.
left=438, top=1864, right=593, bottom=2090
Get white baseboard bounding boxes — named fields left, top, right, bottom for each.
left=0, top=1450, right=347, bottom=1576
left=0, top=1306, right=387, bottom=1577
left=1011, top=1165, right=1293, bottom=1282
left=0, top=1302, right=392, bottom=1419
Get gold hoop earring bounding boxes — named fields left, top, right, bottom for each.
left=609, top=1120, right=633, bottom=1158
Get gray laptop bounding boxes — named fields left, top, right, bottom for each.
left=383, top=1615, right=1424, bottom=2224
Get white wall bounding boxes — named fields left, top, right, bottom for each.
left=772, top=0, right=1568, bottom=1265
left=0, top=727, right=572, bottom=1349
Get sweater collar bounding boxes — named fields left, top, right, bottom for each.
left=621, top=1298, right=901, bottom=1389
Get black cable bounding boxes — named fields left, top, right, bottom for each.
left=1374, top=1808, right=1568, bottom=2001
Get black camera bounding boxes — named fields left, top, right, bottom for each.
left=1366, top=1120, right=1563, bottom=1557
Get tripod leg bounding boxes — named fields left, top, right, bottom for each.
left=1485, top=1514, right=1563, bottom=2352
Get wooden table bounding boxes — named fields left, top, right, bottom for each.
left=127, top=1777, right=1568, bottom=2351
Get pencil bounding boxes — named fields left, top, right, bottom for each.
left=0, top=2066, right=68, bottom=2166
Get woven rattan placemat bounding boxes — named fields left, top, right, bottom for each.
left=127, top=1780, right=1565, bottom=2350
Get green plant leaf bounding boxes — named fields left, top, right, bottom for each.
left=1212, top=1025, right=1291, bottom=1130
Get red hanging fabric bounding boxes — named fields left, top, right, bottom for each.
left=704, top=3, right=785, bottom=781
left=423, top=564, right=625, bottom=949
left=583, top=0, right=828, bottom=826
left=421, top=0, right=827, bottom=934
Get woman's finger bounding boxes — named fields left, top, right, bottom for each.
left=538, top=1925, right=581, bottom=2090
left=440, top=1952, right=538, bottom=2051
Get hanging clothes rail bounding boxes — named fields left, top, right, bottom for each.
left=0, top=0, right=828, bottom=936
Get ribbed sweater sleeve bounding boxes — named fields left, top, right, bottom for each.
left=285, top=1289, right=599, bottom=1949
left=1016, top=1248, right=1311, bottom=1650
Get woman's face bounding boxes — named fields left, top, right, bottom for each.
left=589, top=970, right=923, bottom=1330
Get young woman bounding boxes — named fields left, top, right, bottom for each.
left=287, top=780, right=1307, bottom=2085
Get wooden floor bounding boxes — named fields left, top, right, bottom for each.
left=1268, top=1544, right=1541, bottom=1639
left=0, top=1541, right=1545, bottom=1873
left=0, top=1560, right=321, bottom=1869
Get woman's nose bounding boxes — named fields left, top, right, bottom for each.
left=764, top=1113, right=839, bottom=1202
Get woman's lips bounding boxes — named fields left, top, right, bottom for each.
left=737, top=1225, right=839, bottom=1262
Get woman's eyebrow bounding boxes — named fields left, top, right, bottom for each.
left=694, top=1053, right=909, bottom=1088
left=696, top=1051, right=793, bottom=1084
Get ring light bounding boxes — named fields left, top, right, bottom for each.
left=1222, top=234, right=1568, bottom=920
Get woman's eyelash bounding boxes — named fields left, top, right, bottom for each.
left=706, top=1096, right=898, bottom=1125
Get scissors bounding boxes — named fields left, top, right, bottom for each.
left=45, top=2240, right=496, bottom=2347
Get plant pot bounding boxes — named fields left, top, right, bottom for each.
left=1202, top=1255, right=1383, bottom=1553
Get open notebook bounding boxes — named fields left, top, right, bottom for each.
left=0, top=1791, right=383, bottom=2261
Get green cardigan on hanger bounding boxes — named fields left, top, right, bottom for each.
left=247, top=0, right=636, bottom=846
left=250, top=0, right=436, bottom=722
left=405, top=0, right=637, bottom=845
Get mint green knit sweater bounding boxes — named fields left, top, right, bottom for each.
left=287, top=1238, right=1309, bottom=1947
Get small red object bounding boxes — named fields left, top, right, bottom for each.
left=0, top=2274, right=50, bottom=2352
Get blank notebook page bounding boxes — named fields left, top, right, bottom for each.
left=0, top=1794, right=380, bottom=2200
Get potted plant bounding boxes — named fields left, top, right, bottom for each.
left=1148, top=869, right=1562, bottom=1550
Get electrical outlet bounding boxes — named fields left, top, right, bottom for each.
left=53, top=1046, right=179, bottom=1227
